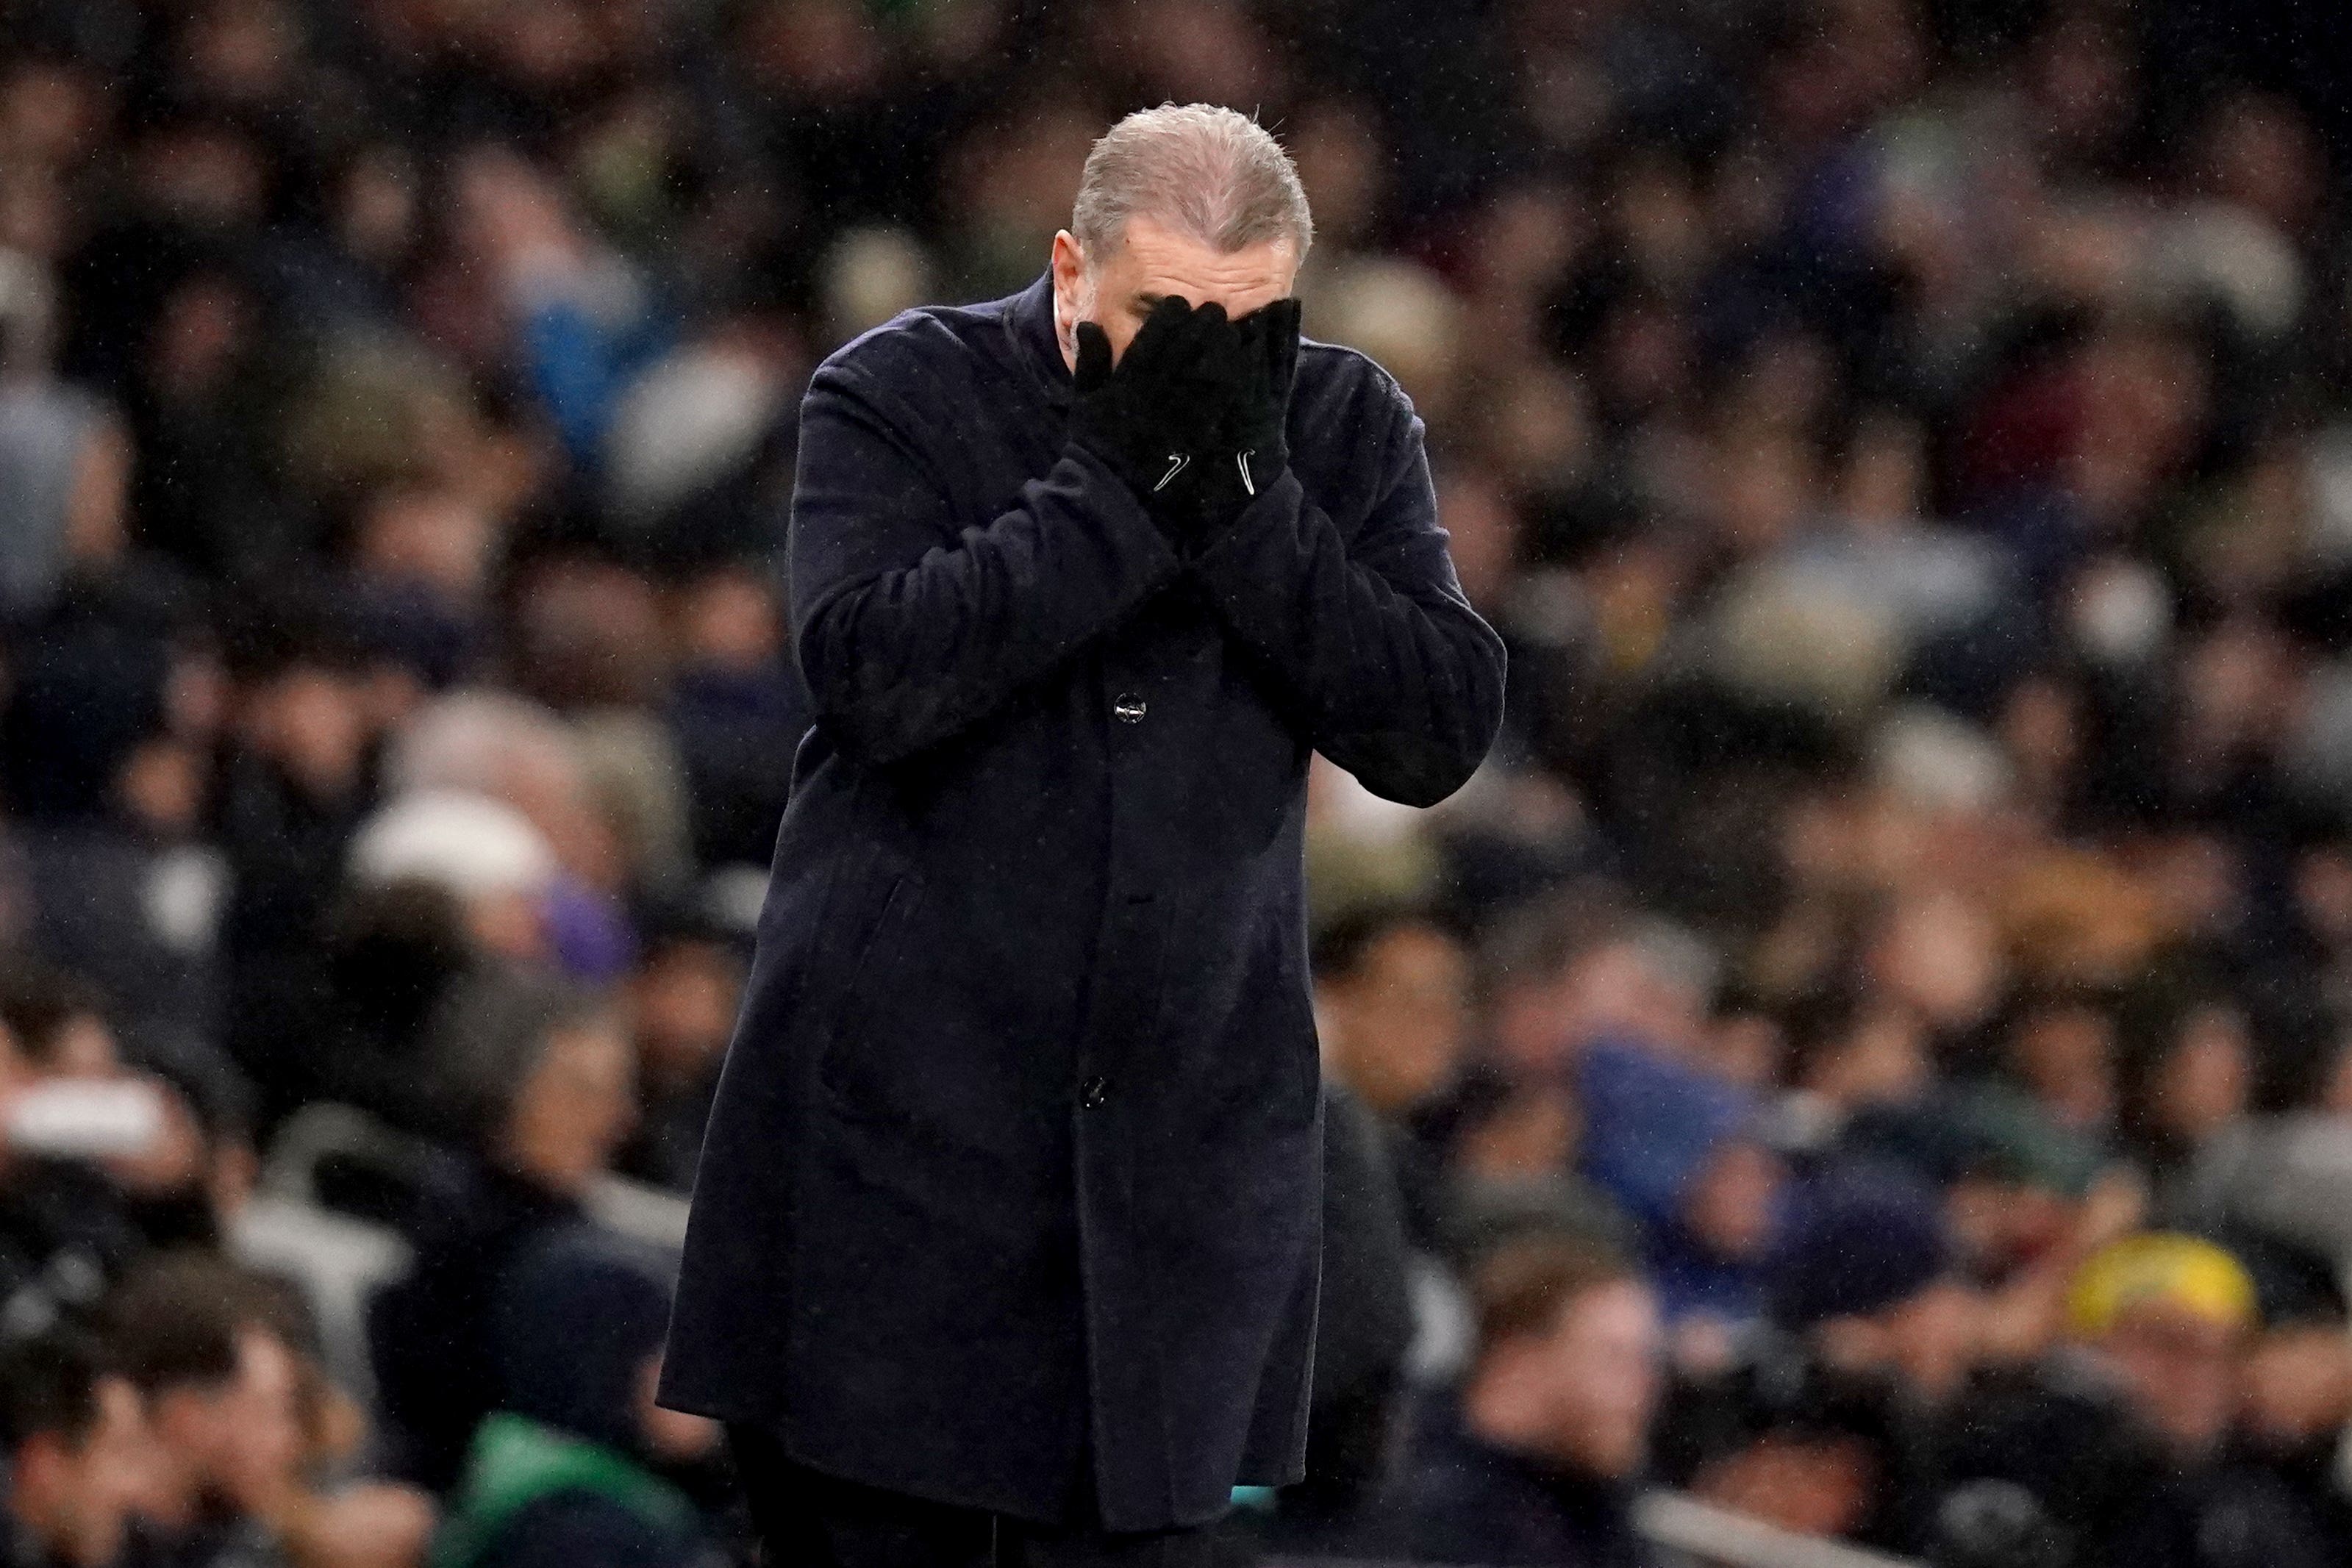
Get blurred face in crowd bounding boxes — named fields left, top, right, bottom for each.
left=1814, top=1279, right=1988, bottom=1408
left=2242, top=1322, right=2352, bottom=1450
left=1946, top=1175, right=2072, bottom=1277
left=2095, top=1303, right=2245, bottom=1457
left=204, top=1329, right=304, bottom=1519
left=245, top=664, right=371, bottom=804
left=1315, top=923, right=1473, bottom=1118
left=1539, top=1278, right=1662, bottom=1478
left=1050, top=213, right=1298, bottom=370
left=1564, top=937, right=1708, bottom=1060
left=2151, top=1006, right=2251, bottom=1147
left=354, top=489, right=499, bottom=608
left=1433, top=468, right=1520, bottom=612
left=1799, top=1004, right=1931, bottom=1111
left=1706, top=1010, right=1784, bottom=1091
left=1490, top=936, right=1706, bottom=1076
left=1692, top=1433, right=1879, bottom=1540
left=676, top=568, right=784, bottom=672
left=1684, top=1140, right=1782, bottom=1261
left=1837, top=414, right=1926, bottom=527
left=502, top=1015, right=637, bottom=1193
left=10, top=1375, right=150, bottom=1568
left=1474, top=1276, right=1664, bottom=1480
left=2008, top=1003, right=2115, bottom=1133
left=629, top=940, right=745, bottom=1092
left=37, top=1008, right=120, bottom=1080
left=146, top=1328, right=304, bottom=1525
left=1455, top=1078, right=1581, bottom=1184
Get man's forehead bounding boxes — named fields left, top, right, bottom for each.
left=1100, top=216, right=1295, bottom=309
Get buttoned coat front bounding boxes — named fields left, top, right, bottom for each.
left=657, top=269, right=1506, bottom=1533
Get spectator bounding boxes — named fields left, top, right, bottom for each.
left=1576, top=1037, right=1787, bottom=1352
left=1311, top=898, right=1476, bottom=1249
left=0, top=252, right=127, bottom=626
left=1921, top=1234, right=2337, bottom=1568
left=1771, top=990, right=1934, bottom=1156
left=1660, top=1350, right=1906, bottom=1547
left=345, top=795, right=560, bottom=975
left=367, top=973, right=636, bottom=1494
left=1767, top=1161, right=1981, bottom=1411
left=0, top=959, right=225, bottom=1317
left=1371, top=1234, right=1662, bottom=1567
left=2112, top=981, right=2257, bottom=1226
left=659, top=566, right=809, bottom=876
left=103, top=1252, right=434, bottom=1568
left=432, top=1226, right=719, bottom=1568
left=106, top=1250, right=307, bottom=1568
left=2234, top=1244, right=2352, bottom=1551
left=610, top=911, right=742, bottom=1196
left=0, top=1327, right=151, bottom=1568
left=1240, top=1077, right=1415, bottom=1553
left=501, top=556, right=691, bottom=898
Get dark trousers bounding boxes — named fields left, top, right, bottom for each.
left=726, top=1423, right=1247, bottom=1568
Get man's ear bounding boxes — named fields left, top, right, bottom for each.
left=1050, top=231, right=1087, bottom=367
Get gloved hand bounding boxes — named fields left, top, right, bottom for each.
left=1065, top=296, right=1228, bottom=523
left=1229, top=296, right=1301, bottom=495
left=1157, top=296, right=1302, bottom=556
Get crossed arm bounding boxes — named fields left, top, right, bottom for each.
left=789, top=359, right=1507, bottom=805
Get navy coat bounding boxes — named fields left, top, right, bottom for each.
left=656, top=268, right=1506, bottom=1533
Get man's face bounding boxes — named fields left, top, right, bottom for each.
left=222, top=1331, right=304, bottom=1502
left=18, top=1377, right=150, bottom=1568
left=1050, top=214, right=1298, bottom=370
left=1534, top=1278, right=1665, bottom=1479
left=1684, top=1139, right=1783, bottom=1261
left=155, top=1329, right=304, bottom=1516
left=504, top=1017, right=640, bottom=1190
left=2098, top=1304, right=2245, bottom=1456
left=1319, top=924, right=1473, bottom=1117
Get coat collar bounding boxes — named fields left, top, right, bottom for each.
left=1006, top=267, right=1073, bottom=411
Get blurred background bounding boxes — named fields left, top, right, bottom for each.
left=7, top=0, right=2352, bottom=1565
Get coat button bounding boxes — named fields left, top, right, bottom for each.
left=1112, top=693, right=1147, bottom=723
left=1080, top=1075, right=1109, bottom=1108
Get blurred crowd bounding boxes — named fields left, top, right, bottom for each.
left=4, top=0, right=2352, bottom=1564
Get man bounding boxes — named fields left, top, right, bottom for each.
left=1765, top=1161, right=1978, bottom=1410
left=1371, top=1234, right=1662, bottom=1567
left=105, top=1252, right=306, bottom=1568
left=371, top=970, right=638, bottom=1492
left=1576, top=1038, right=1787, bottom=1345
left=0, top=1328, right=153, bottom=1568
left=434, top=1226, right=723, bottom=1568
left=1670, top=1357, right=1901, bottom=1548
left=1923, top=1233, right=2337, bottom=1568
left=1309, top=895, right=1476, bottom=1248
left=659, top=102, right=1506, bottom=1564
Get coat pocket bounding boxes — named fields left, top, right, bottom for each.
left=812, top=866, right=921, bottom=1102
left=1274, top=981, right=1324, bottom=1131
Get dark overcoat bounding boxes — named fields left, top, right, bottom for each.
left=656, top=268, right=1506, bottom=1533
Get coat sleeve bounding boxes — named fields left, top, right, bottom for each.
left=1182, top=388, right=1508, bottom=807
left=788, top=359, right=1185, bottom=767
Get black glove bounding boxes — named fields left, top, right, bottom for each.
left=1066, top=296, right=1227, bottom=523
left=1230, top=296, right=1301, bottom=493
left=1157, top=296, right=1303, bottom=555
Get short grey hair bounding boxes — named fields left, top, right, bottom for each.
left=1070, top=103, right=1314, bottom=266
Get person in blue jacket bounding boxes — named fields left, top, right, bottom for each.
left=656, top=101, right=1506, bottom=1566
